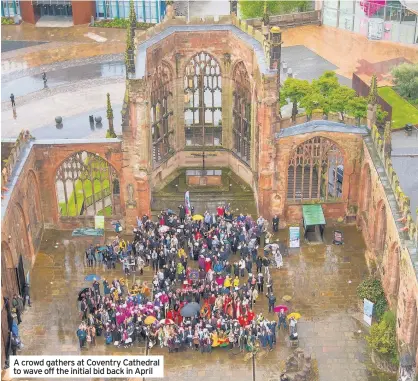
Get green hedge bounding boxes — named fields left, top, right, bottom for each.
left=93, top=19, right=153, bottom=29
left=367, top=311, right=398, bottom=366
left=357, top=277, right=388, bottom=321
left=1, top=17, right=15, bottom=25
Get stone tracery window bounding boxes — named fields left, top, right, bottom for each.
left=184, top=52, right=222, bottom=146
left=150, top=63, right=173, bottom=165
left=232, top=61, right=251, bottom=164
left=55, top=151, right=120, bottom=217
left=287, top=137, right=344, bottom=201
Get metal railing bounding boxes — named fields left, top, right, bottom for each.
left=84, top=186, right=111, bottom=208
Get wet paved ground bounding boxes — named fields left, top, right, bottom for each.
left=1, top=60, right=124, bottom=101
left=1, top=40, right=47, bottom=53
left=13, top=224, right=394, bottom=381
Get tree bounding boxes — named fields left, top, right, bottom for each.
left=312, top=71, right=340, bottom=98
left=300, top=92, right=327, bottom=119
left=347, top=96, right=367, bottom=125
left=238, top=0, right=310, bottom=19
left=376, top=105, right=388, bottom=127
left=391, top=63, right=418, bottom=100
left=106, top=93, right=116, bottom=138
left=329, top=86, right=356, bottom=121
left=280, top=78, right=311, bottom=121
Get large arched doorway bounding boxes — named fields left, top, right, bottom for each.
left=26, top=170, right=43, bottom=249
left=287, top=137, right=344, bottom=201
left=55, top=151, right=120, bottom=217
left=184, top=52, right=222, bottom=147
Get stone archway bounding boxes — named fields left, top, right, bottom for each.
left=26, top=170, right=43, bottom=250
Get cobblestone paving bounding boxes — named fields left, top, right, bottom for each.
left=11, top=225, right=389, bottom=381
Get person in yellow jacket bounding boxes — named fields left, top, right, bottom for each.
left=233, top=276, right=240, bottom=288
left=224, top=275, right=231, bottom=289
left=178, top=248, right=186, bottom=259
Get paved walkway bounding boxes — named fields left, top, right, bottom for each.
left=11, top=225, right=384, bottom=381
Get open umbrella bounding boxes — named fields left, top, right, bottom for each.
left=273, top=305, right=289, bottom=313
left=180, top=303, right=200, bottom=317
left=287, top=312, right=301, bottom=321
left=85, top=274, right=101, bottom=281
left=159, top=318, right=175, bottom=325
left=159, top=225, right=170, bottom=233
left=78, top=287, right=90, bottom=301
left=192, top=214, right=204, bottom=221
left=144, top=316, right=157, bottom=325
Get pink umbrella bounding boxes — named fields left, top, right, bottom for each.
left=273, top=305, right=289, bottom=313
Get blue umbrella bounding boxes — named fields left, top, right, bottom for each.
left=85, top=274, right=101, bottom=281
left=180, top=303, right=200, bottom=317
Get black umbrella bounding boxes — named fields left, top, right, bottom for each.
left=180, top=303, right=200, bottom=317
left=78, top=287, right=90, bottom=301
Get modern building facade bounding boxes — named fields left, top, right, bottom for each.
left=1, top=0, right=166, bottom=25
left=321, top=0, right=418, bottom=45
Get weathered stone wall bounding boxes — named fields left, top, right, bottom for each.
left=273, top=131, right=364, bottom=223
left=358, top=130, right=418, bottom=370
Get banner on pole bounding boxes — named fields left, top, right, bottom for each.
left=289, top=226, right=300, bottom=248
left=363, top=298, right=374, bottom=326
left=95, top=216, right=105, bottom=230
left=184, top=191, right=191, bottom=215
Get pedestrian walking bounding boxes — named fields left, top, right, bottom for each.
left=12, top=294, right=24, bottom=324
left=10, top=93, right=15, bottom=107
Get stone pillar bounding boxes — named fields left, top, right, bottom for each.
left=122, top=79, right=152, bottom=226
left=366, top=104, right=377, bottom=129
left=257, top=96, right=276, bottom=219
left=222, top=54, right=233, bottom=150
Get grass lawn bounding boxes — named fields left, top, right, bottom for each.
left=378, top=86, right=418, bottom=129
left=98, top=205, right=112, bottom=216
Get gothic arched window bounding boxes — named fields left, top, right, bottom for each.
left=55, top=151, right=119, bottom=217
left=287, top=137, right=344, bottom=201
left=233, top=61, right=251, bottom=164
left=150, top=63, right=173, bottom=165
left=184, top=52, right=222, bottom=146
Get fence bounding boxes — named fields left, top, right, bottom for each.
left=352, top=73, right=392, bottom=121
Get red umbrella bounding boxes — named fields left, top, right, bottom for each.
left=160, top=318, right=175, bottom=325
left=273, top=305, right=289, bottom=313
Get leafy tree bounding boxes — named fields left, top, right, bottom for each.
left=347, top=96, right=367, bottom=125
left=300, top=92, right=327, bottom=118
left=329, top=86, right=356, bottom=121
left=366, top=311, right=398, bottom=365
left=391, top=63, right=418, bottom=100
left=239, top=0, right=310, bottom=19
left=376, top=105, right=389, bottom=127
left=312, top=71, right=340, bottom=98
left=280, top=78, right=311, bottom=121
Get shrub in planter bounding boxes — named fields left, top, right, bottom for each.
left=357, top=277, right=387, bottom=321
left=93, top=19, right=153, bottom=30
left=367, top=311, right=399, bottom=368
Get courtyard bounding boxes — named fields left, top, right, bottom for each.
left=16, top=225, right=390, bottom=381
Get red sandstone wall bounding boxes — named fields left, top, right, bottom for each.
left=72, top=0, right=95, bottom=25
left=358, top=140, right=418, bottom=369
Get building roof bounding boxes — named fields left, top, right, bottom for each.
left=401, top=0, right=418, bottom=14
left=135, top=24, right=274, bottom=79
left=276, top=120, right=369, bottom=139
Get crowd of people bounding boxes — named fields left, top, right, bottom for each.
left=77, top=204, right=297, bottom=354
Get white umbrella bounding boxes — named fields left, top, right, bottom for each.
left=159, top=225, right=170, bottom=233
